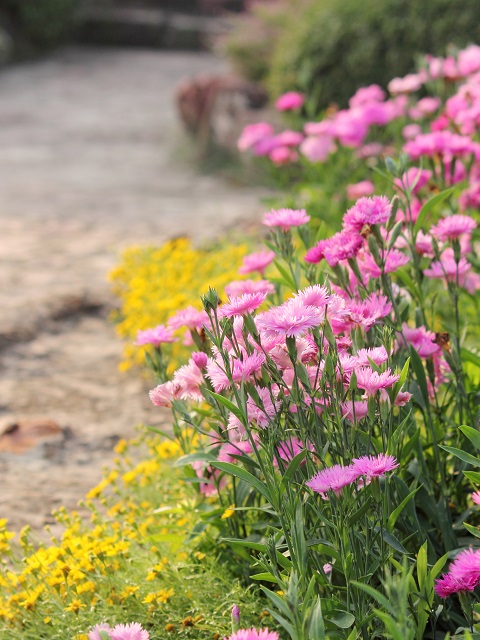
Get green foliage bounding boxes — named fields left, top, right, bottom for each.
left=221, top=0, right=480, bottom=109
left=2, top=0, right=79, bottom=51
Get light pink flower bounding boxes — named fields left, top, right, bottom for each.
left=218, top=439, right=253, bottom=463
left=352, top=453, right=399, bottom=478
left=356, top=346, right=389, bottom=367
left=219, top=292, right=267, bottom=318
left=239, top=250, right=276, bottom=276
left=270, top=146, right=299, bottom=165
left=263, top=208, right=310, bottom=230
left=168, top=306, right=208, bottom=331
left=110, top=623, right=149, bottom=640
left=402, top=124, right=422, bottom=140
left=149, top=381, right=182, bottom=407
left=424, top=252, right=472, bottom=282
left=274, top=437, right=313, bottom=466
left=173, top=359, right=205, bottom=401
left=275, top=91, right=305, bottom=111
left=394, top=391, right=412, bottom=406
left=257, top=297, right=324, bottom=339
left=191, top=351, right=208, bottom=369
left=295, top=285, right=331, bottom=308
left=300, top=134, right=336, bottom=162
left=274, top=130, right=304, bottom=147
left=206, top=352, right=265, bottom=392
left=394, top=167, right=432, bottom=194
left=225, top=279, right=275, bottom=298
left=238, top=122, right=275, bottom=152
left=226, top=628, right=279, bottom=640
left=398, top=324, right=440, bottom=358
left=388, top=73, right=424, bottom=94
left=355, top=367, right=400, bottom=396
left=473, top=491, right=480, bottom=505
left=430, top=214, right=477, bottom=241
left=89, top=624, right=113, bottom=640
left=135, top=325, right=176, bottom=346
left=346, top=180, right=375, bottom=200
left=306, top=464, right=357, bottom=497
left=341, top=400, right=368, bottom=421
left=304, top=230, right=363, bottom=267
left=323, top=562, right=333, bottom=575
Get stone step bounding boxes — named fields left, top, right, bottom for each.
left=77, top=5, right=230, bottom=50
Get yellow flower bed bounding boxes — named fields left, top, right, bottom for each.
left=110, top=237, right=248, bottom=370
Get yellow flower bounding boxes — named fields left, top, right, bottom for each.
left=64, top=599, right=86, bottom=613
left=221, top=505, right=235, bottom=519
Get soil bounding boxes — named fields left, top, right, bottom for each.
left=0, top=46, right=267, bottom=535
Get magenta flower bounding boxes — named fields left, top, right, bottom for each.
left=351, top=453, right=399, bottom=479
left=237, top=122, right=275, bottom=152
left=398, top=323, right=440, bottom=358
left=135, top=325, right=176, bottom=346
left=225, top=279, right=275, bottom=297
left=435, top=548, right=480, bottom=598
left=191, top=351, right=208, bottom=369
left=206, top=352, right=265, bottom=392
left=219, top=292, right=267, bottom=318
left=306, top=464, right=358, bottom=497
left=295, top=285, right=331, bottom=308
left=342, top=196, right=392, bottom=232
left=263, top=208, right=310, bottom=230
left=239, top=250, right=276, bottom=276
left=341, top=400, right=368, bottom=421
left=304, top=230, right=363, bottom=266
left=275, top=91, right=305, bottom=111
left=226, top=628, right=279, bottom=640
left=430, top=214, right=477, bottom=241
left=356, top=346, right=389, bottom=367
left=256, top=297, right=324, bottom=339
left=472, top=491, right=480, bottom=505
left=356, top=367, right=400, bottom=396
left=435, top=572, right=479, bottom=598
left=110, top=623, right=149, bottom=640
left=346, top=180, right=375, bottom=200
left=218, top=440, right=253, bottom=464
left=274, top=437, right=313, bottom=466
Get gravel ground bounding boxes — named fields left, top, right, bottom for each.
left=0, top=46, right=266, bottom=534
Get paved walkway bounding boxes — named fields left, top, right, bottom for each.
left=0, top=47, right=266, bottom=533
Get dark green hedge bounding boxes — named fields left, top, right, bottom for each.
left=221, top=0, right=480, bottom=109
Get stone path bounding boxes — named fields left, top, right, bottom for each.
left=0, top=47, right=266, bottom=534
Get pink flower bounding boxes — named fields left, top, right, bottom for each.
left=435, top=572, right=479, bottom=598
left=270, top=146, right=299, bottom=165
left=206, top=352, right=265, bottom=392
left=239, top=250, right=276, bottom=276
left=341, top=400, right=368, bottom=421
left=472, top=491, right=480, bottom=505
left=238, top=122, right=275, bottom=152
left=356, top=346, right=389, bottom=367
left=424, top=252, right=472, bottom=282
left=191, top=351, right=208, bottom=369
left=388, top=73, right=424, bottom=94
left=263, top=208, right=310, bottom=230
left=274, top=437, right=312, bottom=466
left=394, top=167, right=432, bottom=194
left=275, top=91, right=305, bottom=111
left=430, top=214, right=477, bottom=241
left=256, top=297, right=324, bottom=339
left=172, top=359, right=205, bottom=401
left=346, top=180, right=375, bottom=200
left=110, top=623, right=149, bottom=640
left=435, top=548, right=480, bottom=598
left=218, top=440, right=253, bottom=464
left=135, top=325, right=176, bottom=346
left=304, top=230, right=364, bottom=267
left=149, top=381, right=182, bottom=407
left=300, top=134, right=336, bottom=162
left=323, top=562, right=333, bottom=575
left=295, top=285, right=331, bottom=308
left=274, top=130, right=304, bottom=146
left=89, top=624, right=113, bottom=640
left=399, top=324, right=440, bottom=358
left=226, top=628, right=279, bottom=640
left=355, top=367, right=400, bottom=396
left=219, top=292, right=267, bottom=318
left=343, top=196, right=392, bottom=232
left=351, top=453, right=399, bottom=479
left=225, top=279, right=275, bottom=298
left=306, top=464, right=357, bottom=497
left=394, top=391, right=412, bottom=406
left=168, top=306, right=208, bottom=331
left=402, top=124, right=422, bottom=140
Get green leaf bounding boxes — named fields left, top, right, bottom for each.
left=329, top=611, right=355, bottom=629
left=464, top=522, right=480, bottom=539
left=206, top=390, right=246, bottom=424
left=460, top=425, right=480, bottom=452
left=280, top=449, right=307, bottom=490
left=211, top=461, right=271, bottom=502
left=379, top=527, right=409, bottom=554
left=274, top=260, right=297, bottom=290
left=413, top=185, right=456, bottom=234
left=173, top=452, right=216, bottom=467
left=251, top=572, right=279, bottom=582
left=308, top=596, right=325, bottom=639
left=463, top=471, right=480, bottom=484
left=387, top=486, right=421, bottom=531
left=351, top=581, right=394, bottom=615
left=462, top=347, right=480, bottom=369
left=440, top=445, right=480, bottom=468
left=410, top=346, right=429, bottom=406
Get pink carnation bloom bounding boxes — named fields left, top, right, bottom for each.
left=349, top=84, right=386, bottom=107
left=394, top=391, right=412, bottom=406
left=346, top=180, right=375, bottom=200
left=424, top=252, right=472, bottom=284
left=274, top=130, right=304, bottom=146
left=110, top=623, right=150, bottom=640
left=89, top=624, right=113, bottom=640
left=342, top=196, right=392, bottom=232
left=430, top=214, right=477, bottom=241
left=323, top=562, right=333, bottom=575
left=352, top=453, right=399, bottom=479
left=256, top=297, right=324, bottom=339
left=168, top=306, right=208, bottom=331
left=275, top=91, right=305, bottom=111
left=206, top=352, right=265, bottom=392
left=472, top=491, right=480, bottom=505
left=356, top=367, right=400, bottom=396
left=149, top=381, right=182, bottom=407
left=226, top=628, right=279, bottom=640
left=237, top=122, right=274, bottom=152
left=304, top=230, right=363, bottom=267
left=402, top=124, right=422, bottom=140
left=225, top=279, right=275, bottom=298
left=388, top=73, right=424, bottom=94
left=295, top=285, right=331, bottom=308
left=435, top=572, right=480, bottom=598
left=341, top=400, right=368, bottom=421
left=360, top=248, right=409, bottom=277
left=435, top=548, right=480, bottom=598
left=239, top=250, right=276, bottom=276
left=263, top=208, right=310, bottom=230
left=306, top=463, right=358, bottom=498
left=191, top=351, right=208, bottom=369
left=218, top=440, right=253, bottom=464
left=274, top=437, right=313, bottom=466
left=340, top=293, right=392, bottom=333
left=300, top=134, right=336, bottom=162
left=394, top=167, right=432, bottom=195
left=219, top=292, right=267, bottom=318
left=356, top=346, right=389, bottom=367
left=399, top=323, right=440, bottom=358
left=270, top=146, right=299, bottom=165
left=135, top=325, right=176, bottom=346
left=172, top=359, right=205, bottom=401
